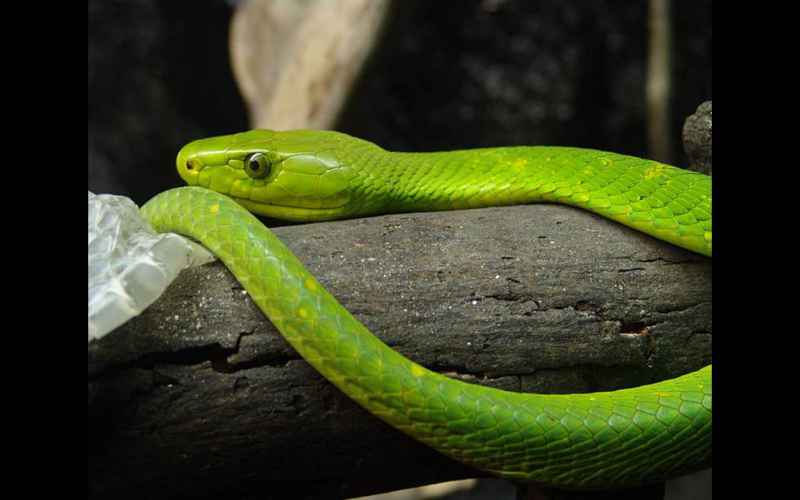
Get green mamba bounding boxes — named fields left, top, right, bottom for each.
left=142, top=129, right=711, bottom=489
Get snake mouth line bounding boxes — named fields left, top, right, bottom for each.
left=236, top=196, right=348, bottom=211
left=232, top=197, right=349, bottom=221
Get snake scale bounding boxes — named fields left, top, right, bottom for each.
left=141, top=129, right=711, bottom=489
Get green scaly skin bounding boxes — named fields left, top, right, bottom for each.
left=141, top=129, right=711, bottom=489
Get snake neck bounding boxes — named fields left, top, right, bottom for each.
left=347, top=147, right=711, bottom=256
left=351, top=147, right=572, bottom=212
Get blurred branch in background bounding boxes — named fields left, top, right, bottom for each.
left=646, top=0, right=672, bottom=164
left=349, top=479, right=516, bottom=500
left=230, top=0, right=391, bottom=130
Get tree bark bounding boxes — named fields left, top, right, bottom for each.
left=88, top=203, right=711, bottom=499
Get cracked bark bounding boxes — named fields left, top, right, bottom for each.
left=88, top=202, right=711, bottom=499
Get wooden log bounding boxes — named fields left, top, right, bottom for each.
left=88, top=203, right=711, bottom=499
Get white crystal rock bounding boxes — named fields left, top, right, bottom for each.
left=88, top=191, right=216, bottom=342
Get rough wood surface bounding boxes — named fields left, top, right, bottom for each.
left=88, top=204, right=711, bottom=499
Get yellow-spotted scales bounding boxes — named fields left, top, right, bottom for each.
left=141, top=129, right=711, bottom=489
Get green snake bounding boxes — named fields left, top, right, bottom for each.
left=141, top=129, right=711, bottom=489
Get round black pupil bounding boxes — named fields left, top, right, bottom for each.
left=250, top=158, right=261, bottom=171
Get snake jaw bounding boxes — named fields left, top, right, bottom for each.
left=237, top=156, right=354, bottom=220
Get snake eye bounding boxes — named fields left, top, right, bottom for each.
left=245, top=152, right=271, bottom=179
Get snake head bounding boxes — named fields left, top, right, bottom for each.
left=176, top=129, right=357, bottom=221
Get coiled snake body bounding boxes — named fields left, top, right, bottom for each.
left=141, top=129, right=711, bottom=489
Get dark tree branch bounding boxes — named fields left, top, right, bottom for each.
left=89, top=203, right=711, bottom=499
